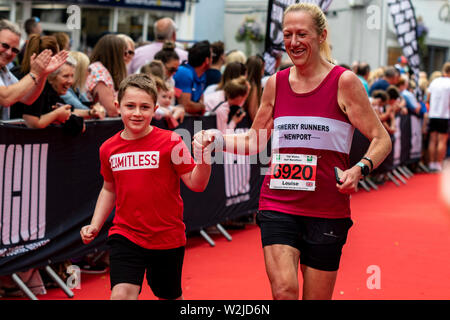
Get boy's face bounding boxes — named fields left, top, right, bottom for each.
left=157, top=89, right=172, bottom=108
left=117, top=87, right=157, bottom=136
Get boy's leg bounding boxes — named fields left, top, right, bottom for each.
left=111, top=283, right=140, bottom=300
left=108, top=235, right=146, bottom=300
left=146, top=246, right=185, bottom=300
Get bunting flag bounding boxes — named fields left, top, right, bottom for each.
left=387, top=0, right=421, bottom=83
left=264, top=0, right=334, bottom=75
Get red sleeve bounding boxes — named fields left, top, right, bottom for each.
left=170, top=132, right=196, bottom=176
left=99, top=143, right=114, bottom=182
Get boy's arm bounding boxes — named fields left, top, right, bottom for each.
left=180, top=162, right=211, bottom=192
left=80, top=180, right=116, bottom=244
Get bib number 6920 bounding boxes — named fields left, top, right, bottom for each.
left=272, top=163, right=314, bottom=180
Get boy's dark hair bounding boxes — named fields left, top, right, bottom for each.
left=118, top=74, right=158, bottom=105
left=371, top=90, right=388, bottom=103
left=386, top=85, right=400, bottom=100
left=188, top=40, right=211, bottom=68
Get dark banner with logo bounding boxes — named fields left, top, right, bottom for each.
left=36, top=0, right=186, bottom=12
left=0, top=116, right=264, bottom=276
left=387, top=0, right=421, bottom=83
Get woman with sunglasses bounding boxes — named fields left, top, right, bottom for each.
left=117, top=34, right=135, bottom=74
left=154, top=41, right=180, bottom=88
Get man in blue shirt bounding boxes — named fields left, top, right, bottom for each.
left=369, top=66, right=400, bottom=96
left=174, top=40, right=211, bottom=115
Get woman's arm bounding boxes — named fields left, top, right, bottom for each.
left=92, top=82, right=119, bottom=117
left=337, top=71, right=392, bottom=193
left=23, top=104, right=72, bottom=129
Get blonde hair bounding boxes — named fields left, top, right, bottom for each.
left=117, top=34, right=135, bottom=50
left=69, top=51, right=90, bottom=92
left=283, top=3, right=333, bottom=63
left=225, top=50, right=247, bottom=65
left=429, top=71, right=442, bottom=84
left=368, top=67, right=385, bottom=86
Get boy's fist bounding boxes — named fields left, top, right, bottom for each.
left=80, top=225, right=99, bottom=244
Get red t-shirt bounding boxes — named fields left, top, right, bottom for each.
left=100, top=126, right=196, bottom=249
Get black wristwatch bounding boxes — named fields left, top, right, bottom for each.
left=356, top=161, right=370, bottom=177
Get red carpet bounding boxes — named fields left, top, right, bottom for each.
left=2, top=172, right=449, bottom=300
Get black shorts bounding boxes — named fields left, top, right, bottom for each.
left=107, top=234, right=185, bottom=299
left=256, top=210, right=353, bottom=272
left=428, top=118, right=449, bottom=134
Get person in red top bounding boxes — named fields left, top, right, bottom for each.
left=195, top=3, right=392, bottom=300
left=80, top=74, right=211, bottom=300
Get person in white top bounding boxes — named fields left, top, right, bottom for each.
left=427, top=62, right=450, bottom=172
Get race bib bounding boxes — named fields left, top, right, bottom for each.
left=269, top=153, right=317, bottom=191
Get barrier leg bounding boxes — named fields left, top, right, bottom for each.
left=392, top=169, right=407, bottom=184
left=418, top=161, right=430, bottom=173
left=216, top=224, right=232, bottom=241
left=199, top=229, right=215, bottom=247
left=358, top=180, right=371, bottom=192
left=386, top=172, right=400, bottom=186
left=44, top=265, right=74, bottom=298
left=364, top=177, right=378, bottom=190
left=402, top=165, right=414, bottom=177
left=11, top=273, right=38, bottom=300
left=397, top=166, right=411, bottom=179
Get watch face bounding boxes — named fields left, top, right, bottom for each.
left=362, top=164, right=370, bottom=176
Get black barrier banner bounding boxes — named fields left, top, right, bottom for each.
left=0, top=120, right=122, bottom=275
left=400, top=113, right=412, bottom=165
left=0, top=116, right=265, bottom=276
left=264, top=0, right=333, bottom=74
left=387, top=0, right=421, bottom=84
left=409, top=114, right=422, bottom=161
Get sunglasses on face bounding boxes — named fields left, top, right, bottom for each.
left=1, top=42, right=20, bottom=55
left=166, top=66, right=178, bottom=74
left=124, top=50, right=135, bottom=56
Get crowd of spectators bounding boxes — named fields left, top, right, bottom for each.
left=0, top=15, right=448, bottom=298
